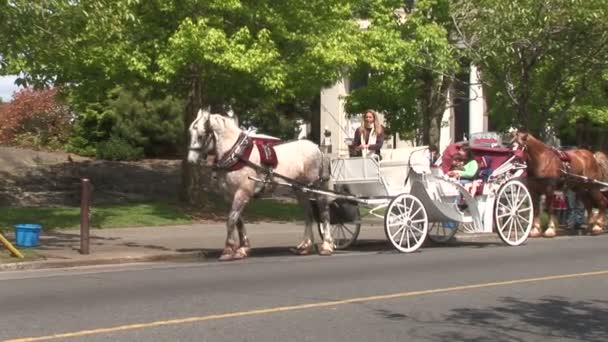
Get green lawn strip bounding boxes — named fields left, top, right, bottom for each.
left=244, top=200, right=303, bottom=222
left=0, top=203, right=193, bottom=231
left=0, top=200, right=304, bottom=231
left=0, top=248, right=42, bottom=263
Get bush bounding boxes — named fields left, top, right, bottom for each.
left=0, top=88, right=72, bottom=149
left=96, top=135, right=144, bottom=161
left=66, top=86, right=184, bottom=159
left=65, top=106, right=116, bottom=157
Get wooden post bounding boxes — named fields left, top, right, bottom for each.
left=80, top=178, right=91, bottom=255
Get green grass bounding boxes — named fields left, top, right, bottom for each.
left=244, top=200, right=303, bottom=222
left=0, top=248, right=42, bottom=263
left=0, top=200, right=305, bottom=231
left=0, top=203, right=194, bottom=231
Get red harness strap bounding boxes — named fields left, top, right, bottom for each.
left=552, top=147, right=571, bottom=163
left=228, top=138, right=280, bottom=171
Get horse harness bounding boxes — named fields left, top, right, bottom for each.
left=212, top=132, right=314, bottom=192
left=551, top=146, right=572, bottom=176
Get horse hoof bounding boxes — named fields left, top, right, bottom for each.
left=543, top=228, right=556, bottom=238
left=318, top=248, right=333, bottom=256
left=530, top=227, right=542, bottom=238
left=590, top=226, right=603, bottom=235
left=291, top=246, right=313, bottom=255
left=232, top=247, right=250, bottom=260
left=318, top=242, right=334, bottom=256
left=218, top=247, right=235, bottom=261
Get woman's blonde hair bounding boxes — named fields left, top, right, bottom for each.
left=359, top=110, right=384, bottom=141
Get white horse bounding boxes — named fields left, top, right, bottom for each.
left=187, top=109, right=335, bottom=260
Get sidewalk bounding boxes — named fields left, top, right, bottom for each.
left=0, top=220, right=573, bottom=271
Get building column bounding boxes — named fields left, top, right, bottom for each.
left=320, top=78, right=350, bottom=156
left=469, top=64, right=487, bottom=135
left=439, top=88, right=454, bottom=152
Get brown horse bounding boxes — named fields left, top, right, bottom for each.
left=513, top=130, right=608, bottom=237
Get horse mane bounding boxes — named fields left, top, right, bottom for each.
left=594, top=151, right=608, bottom=182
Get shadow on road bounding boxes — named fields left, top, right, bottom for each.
left=431, top=296, right=608, bottom=341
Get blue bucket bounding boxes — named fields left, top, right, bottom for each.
left=14, top=224, right=42, bottom=247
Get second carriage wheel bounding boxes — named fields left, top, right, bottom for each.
left=494, top=178, right=533, bottom=246
left=427, top=221, right=458, bottom=244
left=317, top=215, right=361, bottom=250
left=384, top=193, right=428, bottom=253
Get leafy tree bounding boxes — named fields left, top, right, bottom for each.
left=452, top=0, right=608, bottom=137
left=344, top=0, right=462, bottom=147
left=0, top=1, right=362, bottom=204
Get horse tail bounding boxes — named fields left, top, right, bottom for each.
left=593, top=151, right=608, bottom=182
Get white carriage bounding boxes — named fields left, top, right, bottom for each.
left=321, top=132, right=534, bottom=253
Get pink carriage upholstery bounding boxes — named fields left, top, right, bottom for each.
left=441, top=143, right=522, bottom=175
left=440, top=142, right=525, bottom=196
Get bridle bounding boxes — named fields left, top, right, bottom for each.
left=188, top=117, right=214, bottom=154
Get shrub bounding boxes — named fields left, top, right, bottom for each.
left=96, top=135, right=144, bottom=161
left=0, top=88, right=72, bottom=149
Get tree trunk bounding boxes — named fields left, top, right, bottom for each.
left=421, top=73, right=452, bottom=148
left=180, top=70, right=206, bottom=206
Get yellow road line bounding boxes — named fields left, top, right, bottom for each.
left=6, top=269, right=608, bottom=342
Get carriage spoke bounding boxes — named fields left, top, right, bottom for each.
left=513, top=186, right=522, bottom=207
left=506, top=217, right=513, bottom=241
left=391, top=225, right=406, bottom=240
left=409, top=224, right=425, bottom=234
left=497, top=201, right=511, bottom=212
left=504, top=187, right=515, bottom=208
left=513, top=194, right=528, bottom=211
left=398, top=226, right=407, bottom=248
left=396, top=202, right=405, bottom=217
left=497, top=211, right=513, bottom=219
left=407, top=199, right=417, bottom=218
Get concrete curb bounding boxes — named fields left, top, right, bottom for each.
left=0, top=252, right=206, bottom=272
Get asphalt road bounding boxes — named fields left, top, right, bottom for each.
left=1, top=235, right=607, bottom=342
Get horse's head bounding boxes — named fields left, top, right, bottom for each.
left=187, top=109, right=240, bottom=163
left=187, top=109, right=215, bottom=163
left=510, top=128, right=529, bottom=149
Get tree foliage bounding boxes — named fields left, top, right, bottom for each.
left=344, top=0, right=462, bottom=146
left=453, top=0, right=608, bottom=137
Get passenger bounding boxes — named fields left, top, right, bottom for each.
left=352, top=110, right=385, bottom=159
left=447, top=145, right=479, bottom=196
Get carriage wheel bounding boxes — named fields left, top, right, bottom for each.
left=384, top=194, right=428, bottom=253
left=317, top=217, right=361, bottom=250
left=494, top=178, right=533, bottom=246
left=427, top=221, right=458, bottom=244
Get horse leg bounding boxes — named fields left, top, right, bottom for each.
left=315, top=195, right=334, bottom=256
left=543, top=190, right=557, bottom=238
left=580, top=193, right=594, bottom=231
left=220, top=190, right=250, bottom=261
left=292, top=192, right=315, bottom=255
left=588, top=189, right=606, bottom=235
left=530, top=191, right=542, bottom=238
left=233, top=218, right=251, bottom=260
